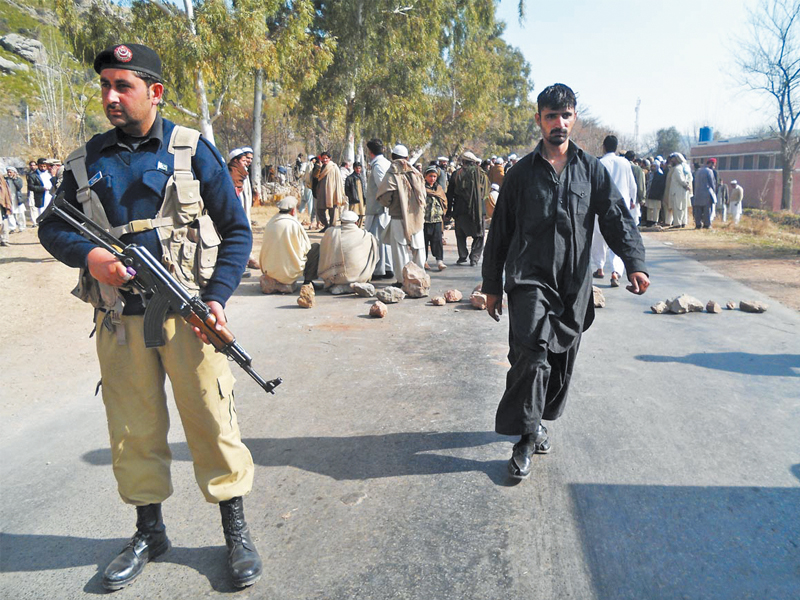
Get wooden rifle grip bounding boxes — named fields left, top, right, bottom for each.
left=186, top=313, right=236, bottom=348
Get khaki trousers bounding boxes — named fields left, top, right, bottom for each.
left=96, top=314, right=254, bottom=506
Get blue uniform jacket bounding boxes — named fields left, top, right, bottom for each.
left=39, top=116, right=252, bottom=314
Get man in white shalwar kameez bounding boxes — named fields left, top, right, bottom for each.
left=666, top=153, right=693, bottom=228
left=591, top=135, right=638, bottom=287
left=377, top=144, right=427, bottom=285
left=364, top=138, right=393, bottom=279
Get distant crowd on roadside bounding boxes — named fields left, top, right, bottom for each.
left=0, top=157, right=65, bottom=246
left=636, top=152, right=744, bottom=229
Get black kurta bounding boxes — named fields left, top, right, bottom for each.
left=481, top=141, right=647, bottom=435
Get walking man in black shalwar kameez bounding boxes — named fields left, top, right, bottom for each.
left=481, top=84, right=651, bottom=480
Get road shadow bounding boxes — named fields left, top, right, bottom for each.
left=635, top=352, right=800, bottom=376
left=0, top=256, right=57, bottom=265
left=0, top=533, right=236, bottom=593
left=81, top=431, right=515, bottom=485
left=570, top=483, right=800, bottom=600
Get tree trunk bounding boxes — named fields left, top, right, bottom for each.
left=252, top=69, right=264, bottom=205
left=343, top=86, right=356, bottom=164
left=781, top=163, right=793, bottom=211
left=184, top=0, right=215, bottom=145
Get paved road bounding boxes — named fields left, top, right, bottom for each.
left=1, top=230, right=798, bottom=599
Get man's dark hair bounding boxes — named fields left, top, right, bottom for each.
left=603, top=135, right=619, bottom=153
left=366, top=138, right=384, bottom=156
left=37, top=157, right=47, bottom=165
left=537, top=83, right=577, bottom=112
left=353, top=161, right=362, bottom=168
left=133, top=70, right=159, bottom=89
left=624, top=150, right=636, bottom=161
left=320, top=151, right=331, bottom=158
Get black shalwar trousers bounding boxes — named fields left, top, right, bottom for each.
left=495, top=289, right=582, bottom=436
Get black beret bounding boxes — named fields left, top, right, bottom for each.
left=93, top=43, right=163, bottom=82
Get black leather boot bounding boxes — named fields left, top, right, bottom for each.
left=102, top=504, right=171, bottom=591
left=219, top=497, right=262, bottom=588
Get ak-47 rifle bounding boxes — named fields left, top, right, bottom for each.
left=41, top=195, right=282, bottom=395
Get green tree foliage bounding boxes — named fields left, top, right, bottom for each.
left=654, top=126, right=683, bottom=158
left=56, top=0, right=332, bottom=145
left=296, top=0, right=535, bottom=160
left=431, top=6, right=535, bottom=158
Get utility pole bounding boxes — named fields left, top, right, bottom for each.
left=633, top=98, right=641, bottom=152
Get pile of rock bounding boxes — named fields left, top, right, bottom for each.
left=651, top=294, right=769, bottom=314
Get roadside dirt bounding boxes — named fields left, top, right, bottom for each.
left=641, top=221, right=800, bottom=312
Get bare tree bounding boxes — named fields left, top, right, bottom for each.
left=736, top=0, right=800, bottom=211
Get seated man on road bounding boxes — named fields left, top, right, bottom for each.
left=303, top=210, right=379, bottom=291
left=258, top=196, right=313, bottom=293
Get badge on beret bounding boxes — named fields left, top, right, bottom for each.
left=114, top=45, right=133, bottom=63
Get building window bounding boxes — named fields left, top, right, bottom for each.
left=742, top=155, right=754, bottom=170
left=729, top=155, right=741, bottom=170
left=719, top=156, right=729, bottom=170
left=758, top=155, right=771, bottom=170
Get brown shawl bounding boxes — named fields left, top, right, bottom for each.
left=315, top=161, right=346, bottom=208
left=377, top=159, right=426, bottom=242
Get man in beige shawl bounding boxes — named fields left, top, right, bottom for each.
left=377, top=144, right=427, bottom=283
left=314, top=151, right=346, bottom=232
left=259, top=196, right=312, bottom=291
left=312, top=210, right=379, bottom=289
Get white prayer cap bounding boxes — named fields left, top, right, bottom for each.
left=460, top=150, right=480, bottom=163
left=240, top=146, right=253, bottom=154
left=6, top=166, right=17, bottom=173
left=228, top=148, right=244, bottom=161
left=340, top=210, right=359, bottom=223
left=437, top=156, right=448, bottom=162
left=491, top=155, right=497, bottom=160
left=308, top=154, right=315, bottom=160
left=730, top=180, right=738, bottom=185
left=391, top=144, right=409, bottom=158
left=277, top=196, right=298, bottom=211
left=508, top=153, right=517, bottom=160
left=491, top=183, right=499, bottom=191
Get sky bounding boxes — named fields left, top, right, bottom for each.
left=496, top=0, right=772, bottom=144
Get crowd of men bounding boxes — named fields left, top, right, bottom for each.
left=258, top=140, right=504, bottom=290
left=0, top=158, right=64, bottom=245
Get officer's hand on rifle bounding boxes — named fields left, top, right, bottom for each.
left=192, top=300, right=226, bottom=345
left=87, top=247, right=133, bottom=287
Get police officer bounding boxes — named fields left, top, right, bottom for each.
left=39, top=44, right=262, bottom=590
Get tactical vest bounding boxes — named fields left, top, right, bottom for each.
left=65, top=125, right=222, bottom=337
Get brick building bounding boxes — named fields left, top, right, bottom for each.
left=690, top=136, right=800, bottom=213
